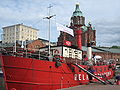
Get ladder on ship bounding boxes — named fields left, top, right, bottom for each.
left=73, top=63, right=107, bottom=85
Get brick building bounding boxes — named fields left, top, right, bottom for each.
left=1, top=38, right=57, bottom=51
left=57, top=3, right=96, bottom=47
left=1, top=39, right=45, bottom=52
left=82, top=46, right=120, bottom=65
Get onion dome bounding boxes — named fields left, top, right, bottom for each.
left=87, top=22, right=94, bottom=30
left=72, top=3, right=83, bottom=17
left=88, top=22, right=92, bottom=27
left=81, top=26, right=88, bottom=32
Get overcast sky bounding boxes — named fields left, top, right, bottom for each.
left=0, top=0, right=120, bottom=46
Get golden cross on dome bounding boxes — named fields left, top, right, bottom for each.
left=76, top=2, right=80, bottom=6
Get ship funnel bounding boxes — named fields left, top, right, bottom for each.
left=87, top=43, right=92, bottom=60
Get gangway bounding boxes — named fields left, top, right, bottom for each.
left=73, top=63, right=107, bottom=85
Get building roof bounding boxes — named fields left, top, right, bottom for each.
left=38, top=38, right=49, bottom=42
left=2, top=24, right=39, bottom=31
left=38, top=38, right=57, bottom=45
left=0, top=40, right=34, bottom=48
left=0, top=38, right=57, bottom=48
left=82, top=46, right=105, bottom=52
left=94, top=47, right=120, bottom=53
left=72, top=3, right=83, bottom=17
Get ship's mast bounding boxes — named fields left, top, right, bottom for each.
left=13, top=25, right=17, bottom=54
left=44, top=4, right=55, bottom=61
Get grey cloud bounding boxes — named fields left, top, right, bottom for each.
left=0, top=0, right=120, bottom=46
left=95, top=18, right=120, bottom=46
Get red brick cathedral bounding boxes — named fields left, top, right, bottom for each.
left=57, top=3, right=96, bottom=47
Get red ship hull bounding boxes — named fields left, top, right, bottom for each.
left=0, top=55, right=115, bottom=90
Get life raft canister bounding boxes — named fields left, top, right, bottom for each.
left=54, top=49, right=60, bottom=54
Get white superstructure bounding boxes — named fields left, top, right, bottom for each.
left=40, top=46, right=82, bottom=60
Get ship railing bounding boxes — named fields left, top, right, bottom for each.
left=0, top=48, right=116, bottom=66
left=0, top=48, right=84, bottom=64
left=64, top=57, right=83, bottom=65
left=0, top=47, right=49, bottom=60
left=64, top=57, right=116, bottom=66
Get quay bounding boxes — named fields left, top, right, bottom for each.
left=61, top=84, right=120, bottom=90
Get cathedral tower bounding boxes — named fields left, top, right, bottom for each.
left=70, top=3, right=85, bottom=27
left=57, top=3, right=96, bottom=48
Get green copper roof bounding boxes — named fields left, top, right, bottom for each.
left=87, top=22, right=95, bottom=30
left=93, top=27, right=95, bottom=30
left=88, top=22, right=91, bottom=27
left=72, top=4, right=83, bottom=17
left=81, top=26, right=88, bottom=32
left=82, top=46, right=104, bottom=52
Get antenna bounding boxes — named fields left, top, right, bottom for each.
left=43, top=4, right=56, bottom=61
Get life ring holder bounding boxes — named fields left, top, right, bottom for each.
left=54, top=49, right=60, bottom=54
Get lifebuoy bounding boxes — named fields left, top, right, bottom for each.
left=54, top=49, right=60, bottom=54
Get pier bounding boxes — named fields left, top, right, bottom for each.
left=61, top=83, right=120, bottom=90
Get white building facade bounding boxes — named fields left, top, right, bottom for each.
left=2, top=24, right=38, bottom=43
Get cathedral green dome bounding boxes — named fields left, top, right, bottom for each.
left=81, top=26, right=88, bottom=32
left=72, top=3, right=83, bottom=17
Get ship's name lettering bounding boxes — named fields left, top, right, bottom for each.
left=74, top=74, right=89, bottom=81
left=74, top=71, right=112, bottom=81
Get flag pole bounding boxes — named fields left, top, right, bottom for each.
left=63, top=32, right=66, bottom=45
left=48, top=5, right=51, bottom=60
left=56, top=23, right=74, bottom=46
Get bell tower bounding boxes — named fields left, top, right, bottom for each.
left=70, top=3, right=85, bottom=49
left=70, top=3, right=85, bottom=28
